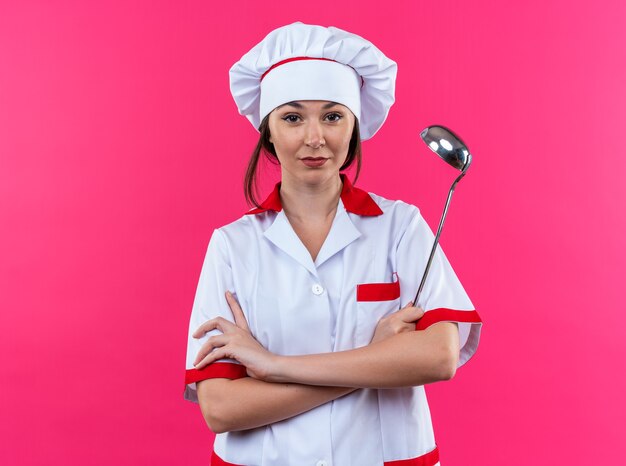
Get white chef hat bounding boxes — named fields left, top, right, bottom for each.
left=229, top=21, right=397, bottom=140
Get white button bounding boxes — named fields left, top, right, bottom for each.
left=311, top=284, right=324, bottom=295
left=316, top=461, right=328, bottom=466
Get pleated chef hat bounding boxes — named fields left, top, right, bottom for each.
left=229, top=21, right=398, bottom=140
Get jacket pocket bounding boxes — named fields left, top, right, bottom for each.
left=355, top=274, right=401, bottom=346
left=356, top=281, right=400, bottom=302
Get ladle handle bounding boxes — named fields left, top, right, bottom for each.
left=413, top=170, right=466, bottom=307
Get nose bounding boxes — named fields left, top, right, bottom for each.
left=304, top=120, right=325, bottom=149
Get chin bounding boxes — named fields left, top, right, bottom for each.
left=300, top=169, right=340, bottom=184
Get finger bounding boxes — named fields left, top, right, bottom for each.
left=399, top=305, right=425, bottom=323
left=192, top=316, right=235, bottom=338
left=193, top=334, right=229, bottom=366
left=192, top=318, right=222, bottom=338
left=226, top=291, right=251, bottom=332
left=194, top=347, right=226, bottom=370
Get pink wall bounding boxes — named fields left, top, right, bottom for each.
left=1, top=1, right=625, bottom=464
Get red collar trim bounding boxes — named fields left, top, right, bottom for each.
left=246, top=174, right=383, bottom=216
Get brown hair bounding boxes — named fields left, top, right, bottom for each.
left=244, top=114, right=362, bottom=207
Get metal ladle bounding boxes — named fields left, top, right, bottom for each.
left=413, top=125, right=472, bottom=306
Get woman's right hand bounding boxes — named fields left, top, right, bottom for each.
left=370, top=301, right=425, bottom=344
left=193, top=291, right=277, bottom=381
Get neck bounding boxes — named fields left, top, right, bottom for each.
left=279, top=173, right=343, bottom=222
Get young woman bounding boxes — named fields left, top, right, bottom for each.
left=184, top=22, right=482, bottom=466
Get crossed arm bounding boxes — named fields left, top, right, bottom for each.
left=195, top=292, right=459, bottom=433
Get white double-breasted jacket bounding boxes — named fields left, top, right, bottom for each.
left=185, top=174, right=482, bottom=466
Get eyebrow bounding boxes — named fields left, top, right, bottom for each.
left=276, top=101, right=341, bottom=110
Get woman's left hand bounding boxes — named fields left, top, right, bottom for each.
left=370, top=301, right=424, bottom=344
left=192, top=291, right=276, bottom=380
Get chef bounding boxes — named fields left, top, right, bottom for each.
left=184, top=21, right=482, bottom=466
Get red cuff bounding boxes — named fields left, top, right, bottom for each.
left=185, top=362, right=248, bottom=384
left=415, top=308, right=482, bottom=331
left=384, top=446, right=439, bottom=465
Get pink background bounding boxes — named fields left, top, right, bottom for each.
left=1, top=0, right=625, bottom=464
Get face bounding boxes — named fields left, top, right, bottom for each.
left=268, top=100, right=355, bottom=186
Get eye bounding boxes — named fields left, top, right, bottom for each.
left=325, top=112, right=343, bottom=122
left=282, top=114, right=301, bottom=123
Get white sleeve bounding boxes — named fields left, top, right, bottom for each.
left=184, top=228, right=247, bottom=403
left=396, top=206, right=482, bottom=368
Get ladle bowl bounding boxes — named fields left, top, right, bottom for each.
left=420, top=125, right=471, bottom=172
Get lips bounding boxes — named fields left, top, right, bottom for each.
left=301, top=157, right=328, bottom=167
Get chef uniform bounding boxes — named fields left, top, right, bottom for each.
left=184, top=22, right=483, bottom=466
